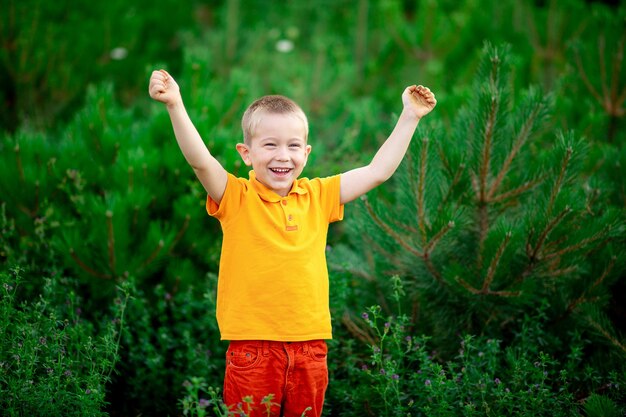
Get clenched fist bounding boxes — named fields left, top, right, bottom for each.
left=148, top=69, right=181, bottom=106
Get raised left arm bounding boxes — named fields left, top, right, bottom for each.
left=340, top=85, right=436, bottom=204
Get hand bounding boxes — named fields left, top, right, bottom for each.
left=149, top=69, right=181, bottom=106
left=402, top=85, right=437, bottom=119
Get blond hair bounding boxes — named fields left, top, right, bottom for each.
left=241, top=95, right=309, bottom=144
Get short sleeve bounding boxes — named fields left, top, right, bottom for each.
left=316, top=175, right=344, bottom=223
left=206, top=173, right=246, bottom=221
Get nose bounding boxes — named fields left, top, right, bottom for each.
left=276, top=146, right=290, bottom=161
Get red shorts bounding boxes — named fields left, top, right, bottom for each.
left=223, top=340, right=329, bottom=417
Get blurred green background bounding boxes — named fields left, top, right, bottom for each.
left=1, top=0, right=625, bottom=416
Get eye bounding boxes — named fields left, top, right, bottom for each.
left=289, top=143, right=302, bottom=149
left=264, top=143, right=277, bottom=148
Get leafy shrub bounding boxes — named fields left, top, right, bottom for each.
left=0, top=0, right=195, bottom=131
left=354, top=303, right=579, bottom=416
left=584, top=393, right=623, bottom=417
left=1, top=1, right=625, bottom=415
left=0, top=267, right=127, bottom=416
left=108, top=274, right=224, bottom=416
left=328, top=44, right=626, bottom=413
left=325, top=277, right=626, bottom=416
left=331, top=42, right=625, bottom=351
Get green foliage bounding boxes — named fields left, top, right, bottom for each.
left=330, top=43, right=626, bottom=411
left=110, top=275, right=224, bottom=416
left=178, top=378, right=311, bottom=417
left=179, top=377, right=230, bottom=417
left=1, top=0, right=625, bottom=415
left=326, top=280, right=626, bottom=416
left=0, top=267, right=126, bottom=416
left=584, top=393, right=623, bottom=417
left=354, top=305, right=579, bottom=416
left=0, top=0, right=195, bottom=131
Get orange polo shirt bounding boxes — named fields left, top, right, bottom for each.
left=206, top=170, right=344, bottom=341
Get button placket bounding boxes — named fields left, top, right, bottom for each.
left=281, top=198, right=298, bottom=231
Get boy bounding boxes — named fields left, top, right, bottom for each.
left=148, top=69, right=436, bottom=416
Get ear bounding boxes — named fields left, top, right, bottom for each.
left=236, top=143, right=252, bottom=166
left=303, top=144, right=312, bottom=166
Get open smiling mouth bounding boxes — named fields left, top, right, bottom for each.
left=270, top=168, right=293, bottom=175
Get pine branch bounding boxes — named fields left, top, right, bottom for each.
left=528, top=206, right=572, bottom=260
left=575, top=29, right=625, bottom=119
left=106, top=210, right=116, bottom=275
left=456, top=276, right=480, bottom=294
left=341, top=311, right=377, bottom=345
left=563, top=257, right=615, bottom=318
left=490, top=178, right=543, bottom=204
left=424, top=221, right=455, bottom=253
left=363, top=197, right=423, bottom=258
left=542, top=228, right=609, bottom=261
left=422, top=253, right=444, bottom=284
left=362, top=196, right=445, bottom=283
left=417, top=137, right=429, bottom=245
left=478, top=87, right=499, bottom=204
left=486, top=289, right=522, bottom=297
left=487, top=103, right=542, bottom=200
left=333, top=265, right=375, bottom=282
left=574, top=47, right=604, bottom=106
left=517, top=208, right=572, bottom=286
left=611, top=33, right=625, bottom=111
left=363, top=233, right=404, bottom=267
left=69, top=248, right=111, bottom=280
left=138, top=240, right=165, bottom=271
left=438, top=163, right=465, bottom=212
left=541, top=234, right=569, bottom=255
left=547, top=145, right=572, bottom=217
left=587, top=316, right=626, bottom=356
left=476, top=61, right=502, bottom=269
left=542, top=265, right=578, bottom=278
left=131, top=206, right=139, bottom=231
left=217, top=88, right=246, bottom=128
left=477, top=203, right=489, bottom=271
left=168, top=214, right=191, bottom=254
left=480, top=232, right=511, bottom=293
left=455, top=275, right=521, bottom=297
left=388, top=217, right=418, bottom=235
left=599, top=35, right=610, bottom=101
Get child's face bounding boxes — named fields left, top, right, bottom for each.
left=237, top=112, right=311, bottom=197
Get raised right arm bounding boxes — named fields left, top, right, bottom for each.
left=149, top=70, right=228, bottom=204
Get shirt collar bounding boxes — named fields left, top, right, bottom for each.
left=249, top=170, right=308, bottom=202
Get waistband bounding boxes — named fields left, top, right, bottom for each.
left=227, top=339, right=326, bottom=356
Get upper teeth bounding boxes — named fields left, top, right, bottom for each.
left=273, top=168, right=290, bottom=172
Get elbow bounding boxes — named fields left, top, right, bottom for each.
left=369, top=163, right=395, bottom=185
left=192, top=164, right=212, bottom=176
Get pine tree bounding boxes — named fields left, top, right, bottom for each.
left=333, top=44, right=626, bottom=366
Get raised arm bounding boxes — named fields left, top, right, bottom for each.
left=148, top=69, right=228, bottom=204
left=340, top=85, right=436, bottom=204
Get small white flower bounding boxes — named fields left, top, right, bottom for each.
left=275, top=39, right=294, bottom=53
left=110, top=47, right=128, bottom=61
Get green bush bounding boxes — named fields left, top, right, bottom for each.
left=109, top=275, right=224, bottom=416
left=328, top=44, right=626, bottom=414
left=1, top=1, right=625, bottom=415
left=348, top=301, right=580, bottom=416
left=0, top=267, right=127, bottom=416
left=0, top=0, right=195, bottom=132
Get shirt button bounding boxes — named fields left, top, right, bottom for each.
left=282, top=200, right=287, bottom=206
left=288, top=215, right=293, bottom=221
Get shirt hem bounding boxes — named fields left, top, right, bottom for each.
left=220, top=333, right=333, bottom=342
